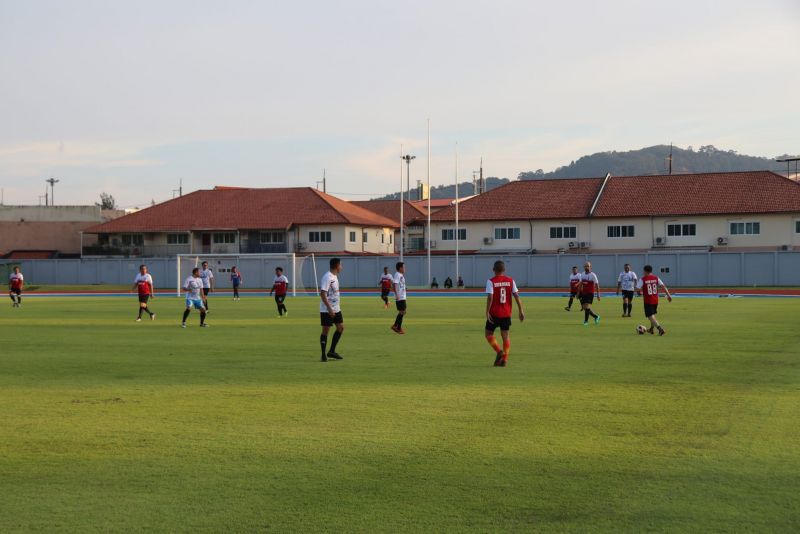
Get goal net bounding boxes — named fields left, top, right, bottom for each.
left=175, top=253, right=318, bottom=297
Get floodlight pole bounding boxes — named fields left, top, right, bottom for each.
left=401, top=153, right=416, bottom=261
left=426, top=119, right=431, bottom=288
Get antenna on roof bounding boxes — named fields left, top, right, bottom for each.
left=172, top=178, right=183, bottom=198
left=479, top=157, right=484, bottom=194
left=316, top=169, right=327, bottom=193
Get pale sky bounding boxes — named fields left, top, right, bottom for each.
left=1, top=0, right=798, bottom=208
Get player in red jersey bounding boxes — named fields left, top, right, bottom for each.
left=131, top=264, right=155, bottom=321
left=270, top=267, right=289, bottom=316
left=8, top=266, right=24, bottom=308
left=636, top=264, right=672, bottom=335
left=485, top=260, right=525, bottom=367
left=576, top=261, right=601, bottom=326
left=378, top=266, right=393, bottom=309
left=565, top=265, right=581, bottom=311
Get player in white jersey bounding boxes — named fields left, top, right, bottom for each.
left=181, top=267, right=208, bottom=328
left=390, top=262, right=407, bottom=334
left=199, top=261, right=214, bottom=312
left=8, top=266, right=24, bottom=308
left=616, top=263, right=638, bottom=317
left=319, top=258, right=344, bottom=362
left=378, top=266, right=393, bottom=309
left=131, top=264, right=156, bottom=321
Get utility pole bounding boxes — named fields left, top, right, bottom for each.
left=472, top=171, right=478, bottom=195
left=173, top=178, right=183, bottom=198
left=45, top=177, right=59, bottom=206
left=479, top=157, right=484, bottom=194
left=667, top=143, right=673, bottom=175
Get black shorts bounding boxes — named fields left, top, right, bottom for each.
left=569, top=291, right=578, bottom=298
left=485, top=316, right=511, bottom=332
left=320, top=311, right=344, bottom=326
left=10, top=288, right=21, bottom=296
left=381, top=288, right=390, bottom=298
left=395, top=300, right=407, bottom=312
left=622, top=290, right=634, bottom=301
left=580, top=294, right=594, bottom=305
left=275, top=294, right=286, bottom=304
left=644, top=303, right=658, bottom=318
left=138, top=294, right=150, bottom=304
left=203, top=288, right=211, bottom=296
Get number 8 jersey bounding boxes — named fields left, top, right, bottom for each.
left=637, top=273, right=662, bottom=305
left=486, top=275, right=518, bottom=318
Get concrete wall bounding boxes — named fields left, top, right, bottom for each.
left=428, top=213, right=800, bottom=253
left=0, top=205, right=102, bottom=222
left=5, top=251, right=800, bottom=290
left=0, top=205, right=113, bottom=254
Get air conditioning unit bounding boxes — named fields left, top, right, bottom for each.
left=429, top=240, right=437, bottom=249
left=568, top=241, right=577, bottom=249
left=580, top=241, right=590, bottom=248
left=483, top=237, right=494, bottom=245
left=296, top=242, right=307, bottom=250
left=654, top=237, right=665, bottom=246
left=717, top=237, right=728, bottom=245
left=780, top=244, right=789, bottom=251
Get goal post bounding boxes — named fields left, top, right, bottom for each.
left=175, top=253, right=303, bottom=297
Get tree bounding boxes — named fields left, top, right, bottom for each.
left=96, top=192, right=116, bottom=210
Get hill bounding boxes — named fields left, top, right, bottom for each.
left=518, top=145, right=788, bottom=180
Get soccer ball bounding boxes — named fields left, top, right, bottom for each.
left=636, top=325, right=647, bottom=335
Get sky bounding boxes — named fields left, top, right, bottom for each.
left=1, top=0, right=798, bottom=208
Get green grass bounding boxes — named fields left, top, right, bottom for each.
left=1, top=295, right=798, bottom=532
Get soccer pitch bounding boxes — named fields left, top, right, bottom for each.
left=1, top=295, right=798, bottom=532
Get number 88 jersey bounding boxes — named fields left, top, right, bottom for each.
left=486, top=275, right=518, bottom=318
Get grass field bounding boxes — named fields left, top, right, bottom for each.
left=1, top=294, right=799, bottom=532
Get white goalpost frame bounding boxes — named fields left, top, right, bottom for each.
left=175, top=253, right=298, bottom=297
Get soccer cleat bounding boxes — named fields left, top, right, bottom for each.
left=151, top=314, right=156, bottom=321
left=327, top=352, right=343, bottom=360
left=658, top=327, right=666, bottom=336
left=320, top=354, right=328, bottom=362
left=391, top=324, right=402, bottom=334
left=594, top=315, right=601, bottom=325
left=494, top=351, right=504, bottom=366
left=135, top=317, right=141, bottom=322
left=583, top=321, right=589, bottom=326
left=647, top=327, right=654, bottom=335
left=498, top=359, right=507, bottom=367
left=564, top=306, right=571, bottom=311
left=181, top=323, right=187, bottom=328
left=200, top=323, right=209, bottom=328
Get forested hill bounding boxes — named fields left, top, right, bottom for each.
left=518, top=145, right=788, bottom=180
left=373, top=145, right=790, bottom=200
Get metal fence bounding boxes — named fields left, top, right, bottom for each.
left=3, top=251, right=800, bottom=289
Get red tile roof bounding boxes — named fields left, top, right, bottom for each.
left=412, top=198, right=457, bottom=209
left=594, top=171, right=800, bottom=217
left=84, top=187, right=398, bottom=234
left=352, top=200, right=428, bottom=225
left=428, top=178, right=604, bottom=222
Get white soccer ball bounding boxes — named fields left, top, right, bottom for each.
left=636, top=325, right=647, bottom=335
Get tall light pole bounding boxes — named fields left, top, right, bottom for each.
left=45, top=178, right=59, bottom=206
left=401, top=153, right=415, bottom=261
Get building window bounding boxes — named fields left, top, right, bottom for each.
left=167, top=233, right=189, bottom=245
left=213, top=233, right=236, bottom=244
left=349, top=231, right=356, bottom=243
left=389, top=234, right=393, bottom=244
left=494, top=227, right=521, bottom=240
left=607, top=225, right=635, bottom=238
left=260, top=231, right=284, bottom=244
left=549, top=226, right=577, bottom=239
left=730, top=222, right=760, bottom=235
left=795, top=220, right=800, bottom=234
left=363, top=232, right=368, bottom=243
left=667, top=223, right=696, bottom=236
left=381, top=233, right=385, bottom=244
left=441, top=228, right=467, bottom=241
left=309, top=231, right=332, bottom=243
left=121, top=234, right=144, bottom=246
